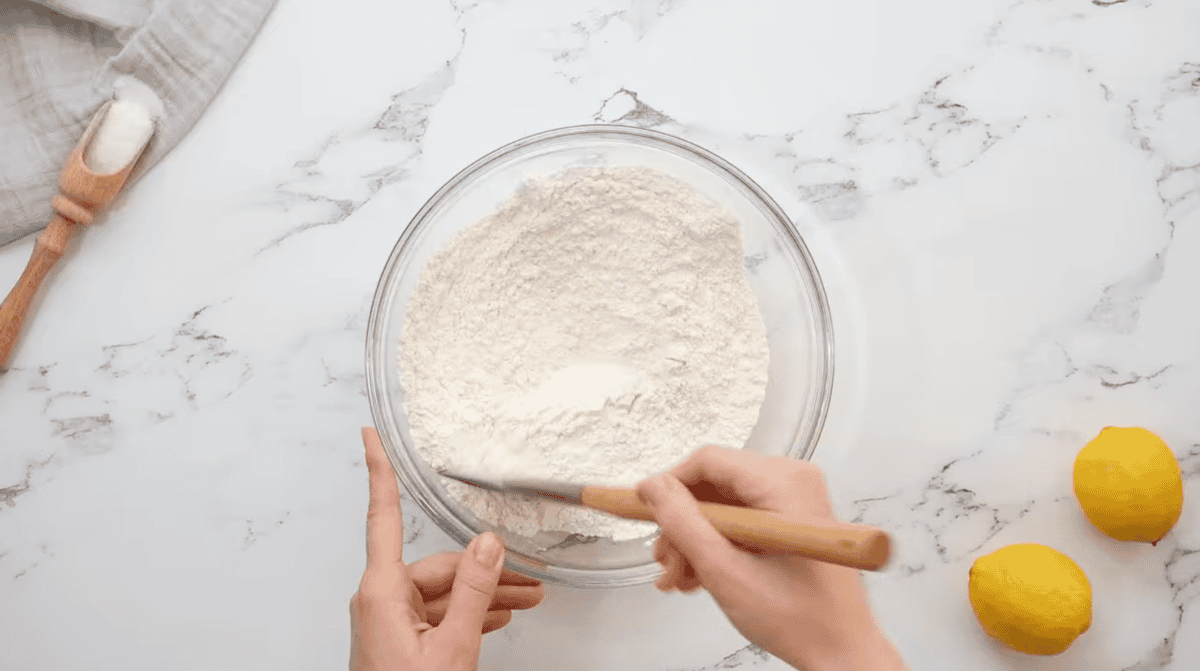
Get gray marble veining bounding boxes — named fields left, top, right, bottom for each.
left=1, top=0, right=1197, bottom=669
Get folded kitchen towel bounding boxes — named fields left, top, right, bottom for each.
left=0, top=0, right=276, bottom=247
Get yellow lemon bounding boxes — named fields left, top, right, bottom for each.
left=1073, top=426, right=1184, bottom=544
left=968, top=543, right=1092, bottom=655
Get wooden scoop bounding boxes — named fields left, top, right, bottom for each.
left=441, top=471, right=893, bottom=572
left=0, top=102, right=152, bottom=369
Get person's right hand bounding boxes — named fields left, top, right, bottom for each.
left=636, top=446, right=906, bottom=671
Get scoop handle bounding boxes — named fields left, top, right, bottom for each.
left=0, top=102, right=143, bottom=369
left=0, top=216, right=78, bottom=369
left=580, top=485, right=892, bottom=572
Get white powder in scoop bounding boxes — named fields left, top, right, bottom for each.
left=85, top=78, right=163, bottom=174
left=400, top=166, right=770, bottom=540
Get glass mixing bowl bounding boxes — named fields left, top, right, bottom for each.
left=366, top=125, right=833, bottom=588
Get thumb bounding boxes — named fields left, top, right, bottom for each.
left=637, top=474, right=744, bottom=583
left=439, top=532, right=505, bottom=646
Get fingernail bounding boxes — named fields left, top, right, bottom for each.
left=661, top=474, right=686, bottom=495
left=637, top=475, right=670, bottom=507
left=473, top=532, right=504, bottom=567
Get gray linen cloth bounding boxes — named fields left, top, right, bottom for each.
left=0, top=0, right=276, bottom=246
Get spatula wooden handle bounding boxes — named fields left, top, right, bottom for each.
left=580, top=485, right=892, bottom=572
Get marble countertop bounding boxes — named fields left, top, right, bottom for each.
left=2, top=1, right=1198, bottom=669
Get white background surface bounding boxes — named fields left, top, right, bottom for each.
left=2, top=1, right=1198, bottom=669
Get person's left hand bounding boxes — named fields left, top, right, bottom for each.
left=351, top=427, right=545, bottom=671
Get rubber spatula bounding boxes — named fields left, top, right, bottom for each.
left=440, top=471, right=892, bottom=572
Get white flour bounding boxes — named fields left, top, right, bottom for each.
left=400, top=166, right=770, bottom=540
left=85, top=78, right=163, bottom=174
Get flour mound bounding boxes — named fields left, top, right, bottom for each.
left=400, top=166, right=769, bottom=540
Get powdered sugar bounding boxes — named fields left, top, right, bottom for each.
left=400, top=166, right=770, bottom=540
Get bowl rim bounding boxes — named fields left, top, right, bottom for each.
left=365, top=123, right=835, bottom=587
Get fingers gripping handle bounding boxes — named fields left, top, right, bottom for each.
left=581, top=486, right=892, bottom=572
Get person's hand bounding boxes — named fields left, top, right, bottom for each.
left=636, top=446, right=905, bottom=671
left=350, top=427, right=545, bottom=671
